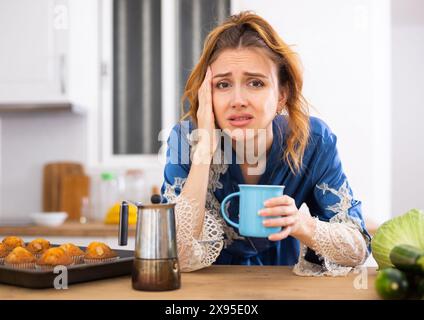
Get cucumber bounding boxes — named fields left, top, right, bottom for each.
left=375, top=268, right=409, bottom=300
left=389, top=244, right=424, bottom=273
left=403, top=273, right=424, bottom=299
left=417, top=277, right=424, bottom=298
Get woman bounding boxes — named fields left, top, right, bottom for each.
left=161, top=12, right=371, bottom=276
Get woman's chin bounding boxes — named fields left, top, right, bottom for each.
left=225, top=128, right=256, bottom=142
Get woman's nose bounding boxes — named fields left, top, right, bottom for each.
left=230, top=86, right=248, bottom=109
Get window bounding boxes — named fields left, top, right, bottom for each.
left=99, top=0, right=230, bottom=166
left=113, top=0, right=162, bottom=155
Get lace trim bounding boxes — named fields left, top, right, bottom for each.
left=162, top=148, right=234, bottom=271
left=315, top=180, right=371, bottom=250
left=312, top=219, right=368, bottom=266
left=173, top=193, right=224, bottom=272
left=206, top=161, right=245, bottom=248
left=293, top=180, right=370, bottom=277
left=293, top=220, right=368, bottom=277
left=163, top=177, right=187, bottom=202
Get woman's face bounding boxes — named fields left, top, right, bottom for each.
left=210, top=47, right=284, bottom=141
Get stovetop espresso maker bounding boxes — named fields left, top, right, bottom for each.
left=118, top=196, right=180, bottom=291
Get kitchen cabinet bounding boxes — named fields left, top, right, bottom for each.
left=0, top=0, right=69, bottom=102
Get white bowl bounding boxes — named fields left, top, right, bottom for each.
left=29, top=212, right=68, bottom=227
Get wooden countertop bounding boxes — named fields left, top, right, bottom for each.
left=0, top=266, right=379, bottom=300
left=0, top=222, right=136, bottom=237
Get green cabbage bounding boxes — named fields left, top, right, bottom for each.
left=371, top=209, right=424, bottom=269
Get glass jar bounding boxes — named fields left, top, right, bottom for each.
left=98, top=171, right=120, bottom=221
left=122, top=169, right=147, bottom=203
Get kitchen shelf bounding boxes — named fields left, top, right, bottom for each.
left=0, top=102, right=85, bottom=115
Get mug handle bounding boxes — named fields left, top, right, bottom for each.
left=220, top=192, right=240, bottom=229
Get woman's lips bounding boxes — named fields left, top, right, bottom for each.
left=228, top=115, right=253, bottom=127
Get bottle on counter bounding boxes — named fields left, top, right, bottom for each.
left=98, top=171, right=120, bottom=222
left=122, top=169, right=148, bottom=203
left=79, top=196, right=90, bottom=224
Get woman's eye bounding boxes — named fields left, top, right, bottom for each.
left=215, top=80, right=264, bottom=89
left=216, top=82, right=230, bottom=89
left=249, top=80, right=264, bottom=87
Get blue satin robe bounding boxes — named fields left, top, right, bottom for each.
left=161, top=115, right=371, bottom=266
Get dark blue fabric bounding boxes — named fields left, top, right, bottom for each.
left=161, top=115, right=371, bottom=267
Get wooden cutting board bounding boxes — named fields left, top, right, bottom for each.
left=59, top=174, right=90, bottom=221
left=42, top=162, right=84, bottom=213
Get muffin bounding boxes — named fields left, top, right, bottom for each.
left=4, top=247, right=36, bottom=269
left=36, top=247, right=73, bottom=270
left=59, top=243, right=84, bottom=264
left=84, top=242, right=118, bottom=264
left=0, top=243, right=9, bottom=264
left=26, top=238, right=50, bottom=258
left=2, top=236, right=25, bottom=251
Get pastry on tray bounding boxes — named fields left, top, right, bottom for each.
left=84, top=242, right=118, bottom=264
left=2, top=236, right=25, bottom=251
left=36, top=247, right=73, bottom=270
left=0, top=243, right=9, bottom=264
left=26, top=238, right=51, bottom=258
left=59, top=243, right=85, bottom=264
left=4, top=247, right=36, bottom=269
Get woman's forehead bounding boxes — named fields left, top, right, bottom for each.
left=211, top=48, right=277, bottom=76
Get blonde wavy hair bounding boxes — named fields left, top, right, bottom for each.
left=181, top=11, right=310, bottom=174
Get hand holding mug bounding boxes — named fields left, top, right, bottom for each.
left=259, top=195, right=315, bottom=241
left=220, top=185, right=285, bottom=238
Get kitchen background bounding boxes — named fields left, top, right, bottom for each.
left=0, top=0, right=423, bottom=264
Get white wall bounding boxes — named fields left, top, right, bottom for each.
left=0, top=112, right=87, bottom=219
left=391, top=0, right=424, bottom=216
left=232, top=0, right=392, bottom=224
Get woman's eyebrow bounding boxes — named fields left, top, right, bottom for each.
left=213, top=72, right=268, bottom=79
left=244, top=72, right=267, bottom=78
left=213, top=72, right=231, bottom=79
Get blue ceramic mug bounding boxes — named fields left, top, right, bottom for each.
left=220, top=184, right=285, bottom=238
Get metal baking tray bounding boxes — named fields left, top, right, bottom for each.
left=0, top=245, right=134, bottom=289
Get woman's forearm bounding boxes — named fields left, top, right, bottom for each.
left=178, top=145, right=213, bottom=239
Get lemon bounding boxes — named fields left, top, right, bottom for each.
left=104, top=202, right=137, bottom=225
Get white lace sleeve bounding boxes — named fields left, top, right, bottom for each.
left=174, top=193, right=224, bottom=272
left=293, top=214, right=370, bottom=277
left=311, top=220, right=368, bottom=266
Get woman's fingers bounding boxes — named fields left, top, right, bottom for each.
left=264, top=195, right=294, bottom=208
left=262, top=216, right=296, bottom=228
left=196, top=66, right=217, bottom=153
left=200, top=66, right=211, bottom=88
left=258, top=205, right=296, bottom=216
left=199, top=67, right=211, bottom=96
left=206, top=67, right=212, bottom=103
left=268, top=226, right=292, bottom=241
left=197, top=67, right=213, bottom=118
